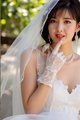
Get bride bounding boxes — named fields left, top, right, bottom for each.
left=1, top=0, right=80, bottom=120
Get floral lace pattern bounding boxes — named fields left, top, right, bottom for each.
left=37, top=49, right=66, bottom=88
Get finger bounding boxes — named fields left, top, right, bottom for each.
left=52, top=40, right=63, bottom=55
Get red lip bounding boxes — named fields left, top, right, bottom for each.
left=56, top=34, right=65, bottom=40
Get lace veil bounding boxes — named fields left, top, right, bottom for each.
left=1, top=0, right=80, bottom=116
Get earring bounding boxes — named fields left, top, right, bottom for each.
left=75, top=32, right=79, bottom=53
left=75, top=32, right=78, bottom=41
left=48, top=36, right=52, bottom=44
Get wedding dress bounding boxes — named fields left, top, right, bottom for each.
left=3, top=49, right=80, bottom=120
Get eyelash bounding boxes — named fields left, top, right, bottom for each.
left=64, top=20, right=71, bottom=24
left=49, top=19, right=56, bottom=23
left=49, top=19, right=71, bottom=24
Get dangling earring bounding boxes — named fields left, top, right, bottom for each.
left=48, top=36, right=52, bottom=44
left=75, top=31, right=78, bottom=53
left=42, top=36, right=52, bottom=53
left=75, top=32, right=78, bottom=41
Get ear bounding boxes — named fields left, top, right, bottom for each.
left=76, top=22, right=80, bottom=32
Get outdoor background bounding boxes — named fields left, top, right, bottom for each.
left=1, top=0, right=48, bottom=55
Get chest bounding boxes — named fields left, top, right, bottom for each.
left=57, top=61, right=80, bottom=93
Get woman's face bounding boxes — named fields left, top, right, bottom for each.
left=48, top=10, right=78, bottom=44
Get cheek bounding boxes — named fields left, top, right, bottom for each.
left=66, top=26, right=76, bottom=38
left=48, top=26, right=55, bottom=37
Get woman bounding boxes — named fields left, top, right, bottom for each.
left=1, top=0, right=80, bottom=120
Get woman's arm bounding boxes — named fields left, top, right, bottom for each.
left=21, top=50, right=51, bottom=114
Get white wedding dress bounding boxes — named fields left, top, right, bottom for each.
left=3, top=49, right=80, bottom=120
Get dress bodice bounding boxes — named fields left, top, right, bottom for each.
left=36, top=49, right=80, bottom=116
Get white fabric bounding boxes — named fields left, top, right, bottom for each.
left=2, top=112, right=80, bottom=120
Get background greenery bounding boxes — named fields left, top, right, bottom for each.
left=1, top=0, right=47, bottom=37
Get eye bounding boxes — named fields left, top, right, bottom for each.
left=64, top=20, right=71, bottom=24
left=49, top=19, right=56, bottom=23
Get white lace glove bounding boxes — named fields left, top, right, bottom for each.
left=38, top=40, right=66, bottom=88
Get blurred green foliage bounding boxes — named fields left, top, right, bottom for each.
left=1, top=0, right=47, bottom=37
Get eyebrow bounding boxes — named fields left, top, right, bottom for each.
left=51, top=17, right=73, bottom=20
left=63, top=18, right=73, bottom=20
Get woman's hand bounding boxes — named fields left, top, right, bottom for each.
left=46, top=40, right=66, bottom=73
left=38, top=40, right=66, bottom=88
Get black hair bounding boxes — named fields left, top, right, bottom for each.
left=41, top=0, right=80, bottom=44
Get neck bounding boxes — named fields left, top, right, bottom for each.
left=60, top=41, right=73, bottom=56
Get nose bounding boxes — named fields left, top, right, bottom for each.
left=57, top=23, right=63, bottom=32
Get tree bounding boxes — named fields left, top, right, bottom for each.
left=1, top=0, right=47, bottom=37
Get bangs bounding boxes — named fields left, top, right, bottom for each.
left=48, top=7, right=78, bottom=23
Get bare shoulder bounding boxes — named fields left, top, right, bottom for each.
left=21, top=48, right=46, bottom=70
left=20, top=49, right=38, bottom=81
left=21, top=48, right=37, bottom=60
